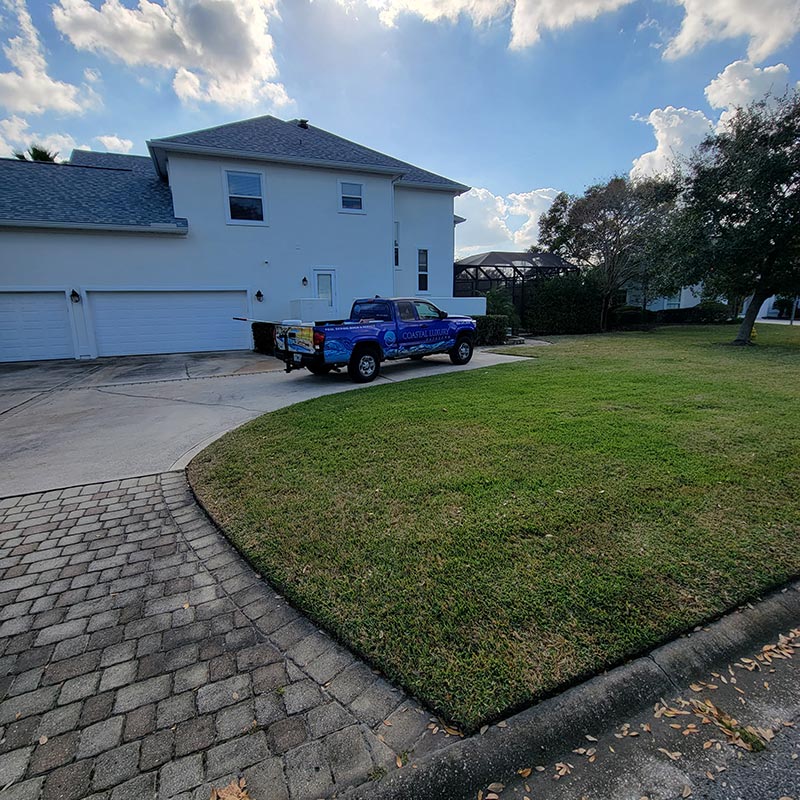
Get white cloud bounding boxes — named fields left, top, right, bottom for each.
left=630, top=106, right=713, bottom=178
left=631, top=59, right=798, bottom=177
left=0, top=0, right=97, bottom=114
left=95, top=134, right=134, bottom=153
left=345, top=0, right=799, bottom=59
left=705, top=59, right=796, bottom=129
left=454, top=186, right=559, bottom=257
left=0, top=115, right=88, bottom=159
left=83, top=67, right=101, bottom=82
left=52, top=0, right=292, bottom=109
left=665, top=0, right=800, bottom=62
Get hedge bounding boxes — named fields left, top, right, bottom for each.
left=523, top=273, right=604, bottom=335
left=473, top=315, right=509, bottom=346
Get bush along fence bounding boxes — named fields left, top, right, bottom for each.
left=473, top=315, right=510, bottom=345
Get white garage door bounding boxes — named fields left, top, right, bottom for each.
left=0, top=292, right=74, bottom=362
left=89, top=291, right=250, bottom=357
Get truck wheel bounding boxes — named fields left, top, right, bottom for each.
left=306, top=363, right=332, bottom=376
left=348, top=348, right=381, bottom=383
left=449, top=337, right=474, bottom=365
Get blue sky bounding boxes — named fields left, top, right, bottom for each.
left=1, top=0, right=798, bottom=255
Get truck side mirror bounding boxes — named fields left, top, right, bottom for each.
left=439, top=310, right=448, bottom=319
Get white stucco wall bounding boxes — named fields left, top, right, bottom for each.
left=1, top=153, right=475, bottom=358
left=393, top=186, right=457, bottom=299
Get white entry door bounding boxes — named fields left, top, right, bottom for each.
left=0, top=292, right=74, bottom=362
left=88, top=290, right=250, bottom=356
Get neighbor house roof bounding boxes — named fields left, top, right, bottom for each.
left=148, top=115, right=469, bottom=193
left=0, top=155, right=188, bottom=234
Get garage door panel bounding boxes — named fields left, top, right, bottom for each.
left=0, top=293, right=74, bottom=362
left=89, top=291, right=250, bottom=357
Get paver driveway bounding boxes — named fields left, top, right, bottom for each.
left=0, top=473, right=450, bottom=799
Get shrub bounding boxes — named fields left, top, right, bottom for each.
left=252, top=322, right=276, bottom=355
left=655, top=301, right=732, bottom=325
left=473, top=315, right=509, bottom=345
left=484, top=287, right=520, bottom=329
left=611, top=305, right=656, bottom=329
left=523, top=273, right=604, bottom=335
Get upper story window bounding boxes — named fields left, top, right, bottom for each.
left=339, top=180, right=364, bottom=213
left=225, top=171, right=265, bottom=224
left=417, top=249, right=429, bottom=292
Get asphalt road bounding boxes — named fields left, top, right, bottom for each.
left=482, top=624, right=800, bottom=800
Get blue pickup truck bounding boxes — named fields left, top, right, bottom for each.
left=274, top=297, right=477, bottom=382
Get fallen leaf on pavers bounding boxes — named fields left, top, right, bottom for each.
left=681, top=784, right=692, bottom=797
left=535, top=766, right=546, bottom=772
left=585, top=734, right=598, bottom=741
left=705, top=771, right=715, bottom=781
left=689, top=684, right=703, bottom=692
left=443, top=724, right=463, bottom=737
left=554, top=762, right=572, bottom=777
left=477, top=791, right=483, bottom=800
left=383, top=720, right=392, bottom=726
left=657, top=748, right=682, bottom=761
left=497, top=721, right=508, bottom=729
left=641, top=723, right=652, bottom=734
left=487, top=782, right=505, bottom=792
left=38, top=736, right=47, bottom=745
left=395, top=755, right=403, bottom=768
left=517, top=768, right=532, bottom=778
left=209, top=778, right=250, bottom=800
left=703, top=740, right=714, bottom=750
left=480, top=725, right=489, bottom=735
left=485, top=794, right=499, bottom=800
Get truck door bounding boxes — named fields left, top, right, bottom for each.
left=398, top=300, right=450, bottom=354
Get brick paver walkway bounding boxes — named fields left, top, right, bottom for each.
left=0, top=473, right=447, bottom=799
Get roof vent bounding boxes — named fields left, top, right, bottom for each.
left=298, top=119, right=309, bottom=129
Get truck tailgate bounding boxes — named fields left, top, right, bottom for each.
left=275, top=324, right=315, bottom=357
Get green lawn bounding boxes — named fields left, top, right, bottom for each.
left=188, top=325, right=800, bottom=731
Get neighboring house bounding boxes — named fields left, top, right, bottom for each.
left=0, top=115, right=483, bottom=362
left=622, top=284, right=702, bottom=311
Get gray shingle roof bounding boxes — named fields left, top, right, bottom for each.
left=0, top=155, right=187, bottom=231
left=150, top=115, right=468, bottom=191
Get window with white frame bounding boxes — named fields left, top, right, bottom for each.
left=666, top=292, right=681, bottom=309
left=225, top=171, right=265, bottom=223
left=339, top=181, right=363, bottom=212
left=417, top=249, right=429, bottom=292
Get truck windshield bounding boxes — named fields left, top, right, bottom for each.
left=350, top=301, right=392, bottom=321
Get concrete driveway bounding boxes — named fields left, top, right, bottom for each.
left=0, top=349, right=520, bottom=496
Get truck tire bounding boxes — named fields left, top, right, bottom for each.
left=306, top=362, right=332, bottom=376
left=348, top=347, right=381, bottom=383
left=449, top=336, right=474, bottom=365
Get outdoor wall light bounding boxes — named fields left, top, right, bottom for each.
left=301, top=276, right=309, bottom=287
left=70, top=289, right=81, bottom=304
left=255, top=290, right=264, bottom=302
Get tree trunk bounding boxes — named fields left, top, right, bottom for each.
left=733, top=289, right=770, bottom=345
left=600, top=293, right=611, bottom=332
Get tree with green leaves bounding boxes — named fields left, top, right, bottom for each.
left=653, top=92, right=800, bottom=345
left=537, top=176, right=678, bottom=331
left=13, top=144, right=59, bottom=162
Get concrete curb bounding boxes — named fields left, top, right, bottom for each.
left=346, top=581, right=800, bottom=800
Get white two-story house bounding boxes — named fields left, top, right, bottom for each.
left=0, top=115, right=483, bottom=362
